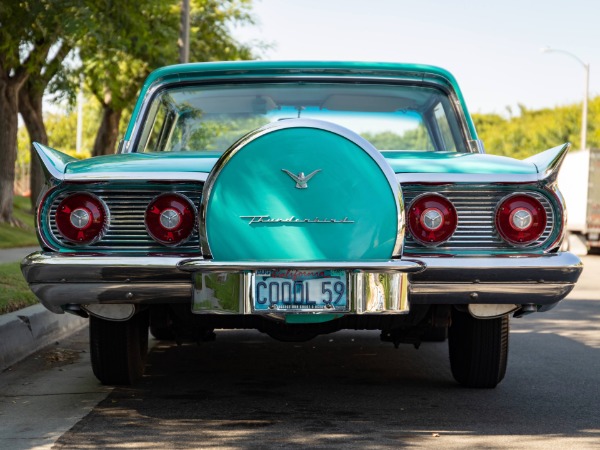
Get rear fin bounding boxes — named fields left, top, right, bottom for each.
left=33, top=142, right=77, bottom=182
left=525, top=143, right=570, bottom=183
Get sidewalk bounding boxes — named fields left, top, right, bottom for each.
left=0, top=246, right=88, bottom=371
left=0, top=245, right=41, bottom=264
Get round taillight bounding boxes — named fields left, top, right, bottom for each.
left=408, top=194, right=457, bottom=246
left=496, top=194, right=547, bottom=246
left=145, top=194, right=195, bottom=246
left=55, top=193, right=108, bottom=244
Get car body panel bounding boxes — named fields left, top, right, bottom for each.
left=45, top=147, right=539, bottom=179
left=24, top=61, right=582, bottom=326
left=65, top=151, right=220, bottom=176
left=205, top=127, right=399, bottom=261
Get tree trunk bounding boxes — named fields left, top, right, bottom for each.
left=0, top=80, right=20, bottom=224
left=18, top=83, right=47, bottom=209
left=92, top=106, right=122, bottom=157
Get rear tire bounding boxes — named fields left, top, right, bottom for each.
left=448, top=308, right=508, bottom=388
left=90, top=311, right=149, bottom=385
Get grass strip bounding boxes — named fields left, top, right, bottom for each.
left=0, top=262, right=38, bottom=314
left=0, top=196, right=38, bottom=249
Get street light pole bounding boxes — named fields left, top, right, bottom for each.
left=541, top=46, right=590, bottom=151
left=582, top=61, right=589, bottom=151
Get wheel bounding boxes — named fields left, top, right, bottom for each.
left=448, top=308, right=509, bottom=388
left=89, top=310, right=149, bottom=385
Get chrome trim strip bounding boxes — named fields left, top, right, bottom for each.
left=396, top=173, right=539, bottom=183
left=63, top=172, right=209, bottom=182
left=199, top=118, right=405, bottom=259
left=179, top=258, right=424, bottom=273
left=126, top=82, right=165, bottom=152
left=409, top=282, right=574, bottom=305
left=469, top=139, right=485, bottom=154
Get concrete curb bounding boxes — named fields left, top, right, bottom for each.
left=0, top=304, right=87, bottom=372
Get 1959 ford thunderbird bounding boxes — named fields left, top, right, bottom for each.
left=21, top=61, right=583, bottom=388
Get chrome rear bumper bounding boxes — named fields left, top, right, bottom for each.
left=408, top=252, right=582, bottom=305
left=21, top=251, right=582, bottom=314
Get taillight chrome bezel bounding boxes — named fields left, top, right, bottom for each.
left=54, top=192, right=109, bottom=245
left=495, top=193, right=548, bottom=247
left=145, top=193, right=197, bottom=246
left=407, top=193, right=458, bottom=247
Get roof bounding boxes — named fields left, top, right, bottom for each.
left=125, top=61, right=476, bottom=140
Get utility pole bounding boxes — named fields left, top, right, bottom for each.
left=76, top=77, right=83, bottom=155
left=179, top=0, right=190, bottom=64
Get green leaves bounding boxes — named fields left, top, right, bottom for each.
left=473, top=100, right=597, bottom=158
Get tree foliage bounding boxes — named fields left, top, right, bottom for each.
left=362, top=126, right=433, bottom=151
left=0, top=0, right=85, bottom=222
left=473, top=99, right=600, bottom=158
left=60, top=0, right=258, bottom=157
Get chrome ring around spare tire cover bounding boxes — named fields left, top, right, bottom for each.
left=199, top=118, right=404, bottom=259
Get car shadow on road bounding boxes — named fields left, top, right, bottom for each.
left=53, top=303, right=600, bottom=449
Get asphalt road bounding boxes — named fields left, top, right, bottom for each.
left=1, top=256, right=598, bottom=449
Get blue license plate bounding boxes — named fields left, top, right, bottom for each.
left=253, top=269, right=348, bottom=312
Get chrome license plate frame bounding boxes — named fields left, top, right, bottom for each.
left=252, top=269, right=349, bottom=313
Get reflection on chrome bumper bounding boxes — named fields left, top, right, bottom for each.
left=190, top=272, right=410, bottom=316
left=408, top=252, right=582, bottom=305
left=21, top=251, right=582, bottom=314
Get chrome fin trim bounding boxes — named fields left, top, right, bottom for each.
left=33, top=142, right=77, bottom=183
left=526, top=143, right=571, bottom=183
left=178, top=259, right=425, bottom=274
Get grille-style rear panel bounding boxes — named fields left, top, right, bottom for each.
left=402, top=186, right=555, bottom=252
left=48, top=187, right=203, bottom=251
left=47, top=183, right=556, bottom=254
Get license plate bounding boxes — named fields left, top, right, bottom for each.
left=253, top=269, right=348, bottom=312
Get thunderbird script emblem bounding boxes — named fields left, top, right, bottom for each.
left=282, top=169, right=321, bottom=189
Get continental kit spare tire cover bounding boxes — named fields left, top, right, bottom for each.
left=200, top=119, right=403, bottom=261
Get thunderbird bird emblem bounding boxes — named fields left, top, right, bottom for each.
left=281, top=169, right=321, bottom=189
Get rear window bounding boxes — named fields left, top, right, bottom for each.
left=135, top=82, right=467, bottom=153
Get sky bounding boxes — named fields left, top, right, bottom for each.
left=232, top=0, right=600, bottom=115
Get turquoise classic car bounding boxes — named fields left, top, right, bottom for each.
left=22, top=61, right=583, bottom=388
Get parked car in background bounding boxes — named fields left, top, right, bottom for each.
left=22, top=61, right=583, bottom=388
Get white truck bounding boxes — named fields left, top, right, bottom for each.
left=558, top=148, right=600, bottom=253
